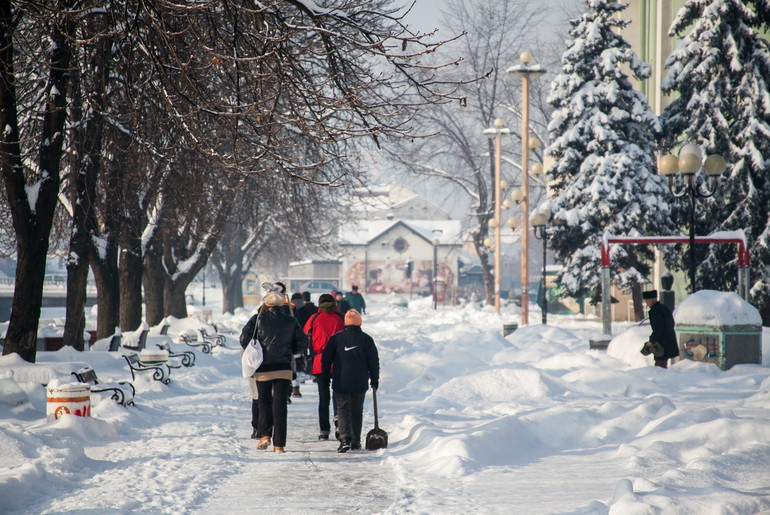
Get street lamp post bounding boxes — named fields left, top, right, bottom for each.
left=432, top=238, right=440, bottom=310
left=659, top=145, right=726, bottom=293
left=531, top=208, right=551, bottom=325
left=483, top=118, right=510, bottom=314
left=507, top=51, right=546, bottom=326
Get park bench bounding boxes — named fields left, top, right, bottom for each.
left=155, top=342, right=196, bottom=368
left=178, top=333, right=212, bottom=355
left=211, top=322, right=235, bottom=335
left=121, top=353, right=171, bottom=384
left=108, top=333, right=122, bottom=352
left=199, top=328, right=226, bottom=347
left=71, top=367, right=135, bottom=406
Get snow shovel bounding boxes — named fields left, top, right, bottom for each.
left=365, top=388, right=388, bottom=450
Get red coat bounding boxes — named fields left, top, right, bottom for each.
left=303, top=308, right=344, bottom=375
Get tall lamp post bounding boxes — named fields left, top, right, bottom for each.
left=432, top=238, right=440, bottom=310
left=507, top=51, right=546, bottom=325
left=531, top=207, right=551, bottom=324
left=658, top=144, right=726, bottom=293
left=483, top=118, right=510, bottom=314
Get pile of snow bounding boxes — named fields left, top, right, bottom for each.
left=675, top=289, right=762, bottom=326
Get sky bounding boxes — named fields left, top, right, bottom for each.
left=2, top=288, right=770, bottom=514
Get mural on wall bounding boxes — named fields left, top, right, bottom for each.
left=345, top=260, right=454, bottom=295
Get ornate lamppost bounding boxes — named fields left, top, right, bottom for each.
left=531, top=207, right=551, bottom=324
left=507, top=51, right=546, bottom=325
left=658, top=145, right=726, bottom=293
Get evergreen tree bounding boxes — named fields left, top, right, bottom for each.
left=545, top=0, right=675, bottom=315
left=660, top=0, right=770, bottom=324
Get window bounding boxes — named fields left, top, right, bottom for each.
left=392, top=237, right=409, bottom=253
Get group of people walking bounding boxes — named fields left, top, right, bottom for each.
left=239, top=285, right=378, bottom=454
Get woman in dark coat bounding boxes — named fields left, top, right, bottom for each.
left=246, top=291, right=307, bottom=452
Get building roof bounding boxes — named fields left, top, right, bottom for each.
left=339, top=219, right=462, bottom=246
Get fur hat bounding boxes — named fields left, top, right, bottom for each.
left=345, top=309, right=362, bottom=326
left=263, top=291, right=284, bottom=307
left=642, top=290, right=658, bottom=300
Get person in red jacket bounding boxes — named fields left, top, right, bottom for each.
left=303, top=293, right=344, bottom=440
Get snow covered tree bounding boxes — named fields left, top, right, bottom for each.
left=546, top=0, right=676, bottom=319
left=660, top=0, right=770, bottom=324
left=1, top=1, right=461, bottom=362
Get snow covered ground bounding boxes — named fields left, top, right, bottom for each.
left=2, top=292, right=770, bottom=514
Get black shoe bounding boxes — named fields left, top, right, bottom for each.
left=337, top=440, right=351, bottom=453
left=250, top=428, right=259, bottom=439
left=318, top=433, right=330, bottom=441
left=351, top=442, right=361, bottom=450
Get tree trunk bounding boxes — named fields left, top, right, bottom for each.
left=63, top=34, right=107, bottom=351
left=218, top=261, right=243, bottom=314
left=143, top=239, right=165, bottom=326
left=233, top=274, right=244, bottom=310
left=91, top=249, right=120, bottom=339
left=0, top=4, right=74, bottom=362
left=120, top=232, right=144, bottom=332
left=164, top=279, right=189, bottom=319
left=4, top=242, right=49, bottom=362
left=63, top=250, right=89, bottom=351
left=631, top=282, right=644, bottom=322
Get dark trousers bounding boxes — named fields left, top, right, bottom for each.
left=315, top=375, right=337, bottom=433
left=335, top=392, right=366, bottom=446
left=251, top=399, right=259, bottom=429
left=257, top=379, right=291, bottom=447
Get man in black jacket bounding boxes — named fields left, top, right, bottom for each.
left=643, top=290, right=679, bottom=368
left=321, top=309, right=379, bottom=452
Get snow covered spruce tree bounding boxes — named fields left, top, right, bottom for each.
left=546, top=0, right=676, bottom=319
left=660, top=0, right=770, bottom=324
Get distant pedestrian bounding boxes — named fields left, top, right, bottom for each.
left=335, top=291, right=352, bottom=315
left=321, top=309, right=379, bottom=453
left=345, top=285, right=366, bottom=315
left=304, top=293, right=344, bottom=440
left=289, top=292, right=307, bottom=398
left=249, top=291, right=307, bottom=453
left=643, top=290, right=679, bottom=368
left=294, top=291, right=318, bottom=377
left=294, top=291, right=318, bottom=329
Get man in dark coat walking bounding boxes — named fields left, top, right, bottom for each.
left=643, top=290, right=679, bottom=368
left=321, top=309, right=379, bottom=452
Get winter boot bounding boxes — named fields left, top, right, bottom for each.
left=257, top=436, right=271, bottom=450
left=337, top=438, right=351, bottom=453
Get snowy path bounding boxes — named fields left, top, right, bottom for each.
left=196, top=385, right=396, bottom=514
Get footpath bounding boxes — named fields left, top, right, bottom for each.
left=195, top=382, right=396, bottom=514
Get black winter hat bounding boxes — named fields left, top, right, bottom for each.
left=642, top=290, right=658, bottom=300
